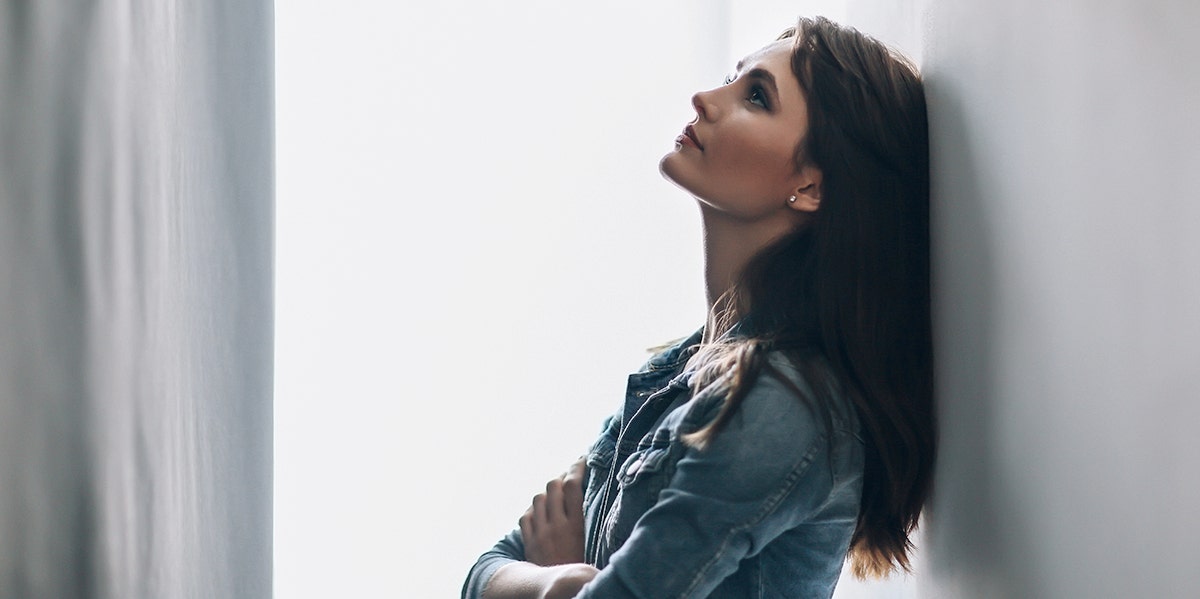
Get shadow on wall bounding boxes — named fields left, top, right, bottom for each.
left=924, top=74, right=1038, bottom=599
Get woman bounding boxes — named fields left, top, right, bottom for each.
left=463, top=16, right=934, bottom=599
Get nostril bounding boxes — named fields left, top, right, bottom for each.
left=691, top=92, right=706, bottom=119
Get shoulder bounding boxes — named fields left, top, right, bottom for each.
left=686, top=351, right=857, bottom=446
left=671, top=351, right=861, bottom=503
left=757, top=352, right=859, bottom=434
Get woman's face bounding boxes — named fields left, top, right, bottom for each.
left=660, top=40, right=817, bottom=219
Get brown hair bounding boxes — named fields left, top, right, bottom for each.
left=683, top=16, right=934, bottom=579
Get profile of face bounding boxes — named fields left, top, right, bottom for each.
left=660, top=40, right=822, bottom=221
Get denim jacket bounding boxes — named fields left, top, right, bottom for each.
left=462, top=329, right=865, bottom=599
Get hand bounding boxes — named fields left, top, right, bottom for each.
left=521, top=458, right=587, bottom=566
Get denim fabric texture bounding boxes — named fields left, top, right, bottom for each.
left=462, top=328, right=866, bottom=599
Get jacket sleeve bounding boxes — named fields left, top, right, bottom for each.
left=461, top=528, right=525, bottom=599
left=463, top=404, right=626, bottom=599
left=575, top=369, right=842, bottom=599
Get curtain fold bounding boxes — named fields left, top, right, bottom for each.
left=0, top=2, right=272, bottom=597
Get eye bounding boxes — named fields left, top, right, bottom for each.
left=723, top=73, right=736, bottom=85
left=748, top=84, right=769, bottom=109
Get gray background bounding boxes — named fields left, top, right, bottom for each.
left=0, top=2, right=272, bottom=598
left=850, top=0, right=1200, bottom=596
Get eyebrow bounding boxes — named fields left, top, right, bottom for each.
left=742, top=66, right=779, bottom=98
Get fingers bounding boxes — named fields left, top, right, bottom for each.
left=564, top=456, right=587, bottom=485
left=519, top=503, right=535, bottom=538
left=561, top=462, right=585, bottom=521
left=543, top=478, right=568, bottom=523
left=520, top=466, right=588, bottom=567
left=527, top=476, right=567, bottom=532
left=520, top=461, right=588, bottom=549
left=533, top=490, right=551, bottom=529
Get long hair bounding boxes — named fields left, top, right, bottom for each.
left=683, top=16, right=934, bottom=579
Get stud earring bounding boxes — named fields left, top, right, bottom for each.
left=788, top=195, right=797, bottom=204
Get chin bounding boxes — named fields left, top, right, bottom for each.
left=659, top=151, right=686, bottom=186
left=658, top=154, right=674, bottom=181
left=660, top=155, right=706, bottom=202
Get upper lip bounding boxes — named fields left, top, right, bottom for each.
left=684, top=125, right=703, bottom=150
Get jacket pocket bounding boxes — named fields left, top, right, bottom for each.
left=616, top=446, right=671, bottom=487
left=605, top=445, right=676, bottom=552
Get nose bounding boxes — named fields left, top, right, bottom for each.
left=692, top=89, right=717, bottom=122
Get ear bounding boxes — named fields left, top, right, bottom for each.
left=786, top=164, right=822, bottom=213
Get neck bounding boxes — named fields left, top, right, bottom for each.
left=699, top=204, right=803, bottom=321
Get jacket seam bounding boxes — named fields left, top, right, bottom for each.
left=679, top=432, right=827, bottom=597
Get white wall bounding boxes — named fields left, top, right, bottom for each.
left=276, top=2, right=719, bottom=597
left=848, top=0, right=1200, bottom=596
left=276, top=1, right=929, bottom=598
left=0, top=2, right=273, bottom=598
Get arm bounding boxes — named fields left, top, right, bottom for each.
left=576, top=371, right=841, bottom=598
left=461, top=528, right=527, bottom=599
left=465, top=459, right=595, bottom=599
left=483, top=562, right=599, bottom=599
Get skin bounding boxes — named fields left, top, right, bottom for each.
left=661, top=40, right=822, bottom=310
left=482, top=39, right=821, bottom=599
left=519, top=458, right=587, bottom=566
left=485, top=460, right=597, bottom=599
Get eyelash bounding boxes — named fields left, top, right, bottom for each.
left=748, top=84, right=768, bottom=109
left=722, top=73, right=769, bottom=110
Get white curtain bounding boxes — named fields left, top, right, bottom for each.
left=0, top=2, right=272, bottom=597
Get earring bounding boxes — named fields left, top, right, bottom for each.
left=787, top=195, right=797, bottom=204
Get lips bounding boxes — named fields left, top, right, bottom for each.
left=684, top=125, right=703, bottom=150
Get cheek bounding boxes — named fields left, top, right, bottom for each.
left=713, top=133, right=796, bottom=186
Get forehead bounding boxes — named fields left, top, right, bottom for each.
left=736, top=40, right=794, bottom=73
